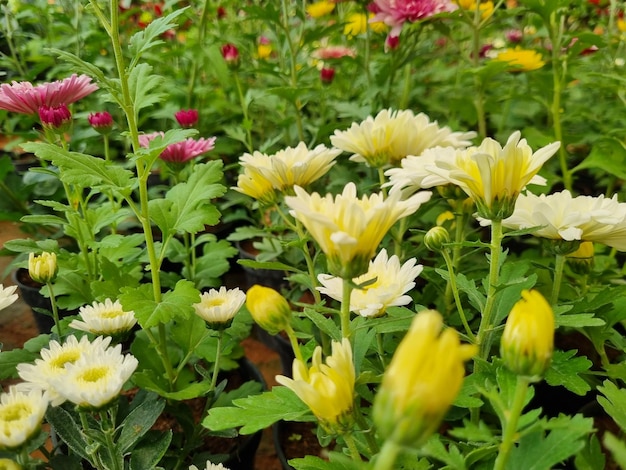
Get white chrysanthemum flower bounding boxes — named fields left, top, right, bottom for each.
left=425, top=131, right=560, bottom=220
left=69, top=298, right=137, bottom=336
left=285, top=182, right=431, bottom=279
left=385, top=146, right=457, bottom=194
left=496, top=190, right=626, bottom=250
left=48, top=344, right=138, bottom=409
left=330, top=109, right=476, bottom=168
left=16, top=335, right=112, bottom=406
left=0, top=387, right=48, bottom=450
left=189, top=462, right=230, bottom=470
left=317, top=249, right=423, bottom=317
left=234, top=142, right=341, bottom=204
left=193, top=287, right=246, bottom=327
left=0, top=284, right=18, bottom=312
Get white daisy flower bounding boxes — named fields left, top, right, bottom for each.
left=193, top=287, right=246, bottom=328
left=317, top=249, right=423, bottom=317
left=189, top=462, right=230, bottom=470
left=385, top=146, right=458, bottom=194
left=285, top=182, right=431, bottom=279
left=0, top=284, right=18, bottom=312
left=69, top=298, right=137, bottom=336
left=16, top=335, right=112, bottom=406
left=498, top=190, right=626, bottom=251
left=0, top=387, right=48, bottom=450
left=48, top=343, right=138, bottom=409
left=331, top=108, right=476, bottom=168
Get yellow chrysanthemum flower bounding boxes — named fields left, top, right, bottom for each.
left=257, top=43, right=272, bottom=59
left=28, top=251, right=57, bottom=284
left=306, top=0, right=335, bottom=18
left=501, top=290, right=554, bottom=378
left=344, top=12, right=367, bottom=37
left=285, top=182, right=431, bottom=279
left=429, top=131, right=560, bottom=220
left=456, top=0, right=494, bottom=19
left=276, top=338, right=355, bottom=433
left=373, top=310, right=476, bottom=447
left=246, top=285, right=292, bottom=335
left=493, top=47, right=545, bottom=71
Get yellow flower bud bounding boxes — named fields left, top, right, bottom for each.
left=28, top=252, right=58, bottom=284
left=501, top=290, right=554, bottom=378
left=246, top=285, right=292, bottom=335
left=373, top=310, right=476, bottom=448
left=566, top=241, right=594, bottom=275
left=424, top=226, right=450, bottom=252
left=0, top=459, right=21, bottom=470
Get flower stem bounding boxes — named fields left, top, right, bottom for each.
left=476, top=219, right=504, bottom=361
left=494, top=376, right=530, bottom=470
left=340, top=278, right=353, bottom=340
left=46, top=281, right=63, bottom=338
left=343, top=432, right=362, bottom=462
left=233, top=72, right=254, bottom=153
left=210, top=330, right=224, bottom=391
left=285, top=323, right=304, bottom=364
left=441, top=248, right=475, bottom=342
left=375, top=440, right=402, bottom=470
left=550, top=253, right=565, bottom=305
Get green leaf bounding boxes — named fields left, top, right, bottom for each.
left=574, top=435, right=606, bottom=470
left=118, top=393, right=166, bottom=453
left=597, top=380, right=626, bottom=431
left=290, top=452, right=364, bottom=470
left=128, top=8, right=188, bottom=65
left=0, top=347, right=38, bottom=379
left=571, top=137, right=626, bottom=179
left=127, top=63, right=166, bottom=113
left=203, top=386, right=311, bottom=435
left=508, top=414, right=594, bottom=470
left=421, top=434, right=466, bottom=469
left=129, top=430, right=172, bottom=470
left=603, top=433, right=626, bottom=469
left=301, top=306, right=342, bottom=342
left=436, top=269, right=486, bottom=312
left=120, top=280, right=200, bottom=328
left=170, top=314, right=209, bottom=357
left=45, top=406, right=90, bottom=462
left=544, top=350, right=593, bottom=395
left=555, top=313, right=605, bottom=328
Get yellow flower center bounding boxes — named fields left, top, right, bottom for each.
left=0, top=402, right=31, bottom=422
left=79, top=366, right=110, bottom=383
left=50, top=350, right=81, bottom=369
left=204, top=298, right=226, bottom=307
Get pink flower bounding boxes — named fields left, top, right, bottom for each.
left=38, top=104, right=72, bottom=131
left=386, top=35, right=400, bottom=51
left=221, top=43, right=240, bottom=68
left=371, top=0, right=457, bottom=37
left=312, top=45, right=357, bottom=60
left=174, top=109, right=199, bottom=128
left=320, top=67, right=336, bottom=84
left=88, top=111, right=114, bottom=134
left=0, top=74, right=98, bottom=115
left=139, top=132, right=216, bottom=163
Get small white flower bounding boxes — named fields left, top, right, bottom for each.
left=498, top=190, right=626, bottom=250
left=193, top=287, right=246, bottom=326
left=317, top=249, right=423, bottom=318
left=189, top=462, right=230, bottom=470
left=69, top=298, right=137, bottom=335
left=48, top=344, right=138, bottom=409
left=0, top=284, right=18, bottom=312
left=16, top=335, right=112, bottom=405
left=385, top=146, right=458, bottom=194
left=0, top=387, right=48, bottom=450
left=331, top=109, right=476, bottom=168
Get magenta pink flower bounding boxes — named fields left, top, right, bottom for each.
left=88, top=111, right=114, bottom=134
left=0, top=74, right=98, bottom=115
left=139, top=132, right=216, bottom=164
left=174, top=109, right=199, bottom=128
left=221, top=43, right=240, bottom=68
left=38, top=104, right=72, bottom=131
left=371, top=0, right=457, bottom=37
left=312, top=45, right=357, bottom=60
left=320, top=67, right=336, bottom=84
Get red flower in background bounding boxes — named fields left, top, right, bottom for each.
left=174, top=109, right=199, bottom=128
left=138, top=132, right=216, bottom=164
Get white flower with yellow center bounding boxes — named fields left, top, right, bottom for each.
left=16, top=335, right=112, bottom=405
left=427, top=131, right=560, bottom=220
left=317, top=249, right=423, bottom=317
left=234, top=142, right=341, bottom=204
left=331, top=109, right=476, bottom=168
left=193, top=286, right=246, bottom=329
left=385, top=146, right=457, bottom=194
left=189, top=463, right=230, bottom=470
left=69, top=299, right=137, bottom=336
left=0, top=284, right=18, bottom=312
left=285, top=182, right=431, bottom=279
left=48, top=344, right=138, bottom=409
left=276, top=338, right=355, bottom=433
left=498, top=190, right=626, bottom=251
left=0, top=387, right=48, bottom=450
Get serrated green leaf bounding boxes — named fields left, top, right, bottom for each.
left=0, top=347, right=38, bottom=379
left=45, top=406, right=90, bottom=461
left=544, top=350, right=592, bottom=395
left=597, top=380, right=626, bottom=431
left=118, top=393, right=165, bottom=453
left=203, top=386, right=311, bottom=435
left=421, top=435, right=466, bottom=469
left=129, top=430, right=172, bottom=470
left=127, top=63, right=165, bottom=113
left=301, top=306, right=341, bottom=341
left=603, top=432, right=626, bottom=469
left=556, top=313, right=605, bottom=328
left=572, top=137, right=626, bottom=179
left=574, top=435, right=606, bottom=470
left=290, top=452, right=364, bottom=470
left=128, top=8, right=188, bottom=66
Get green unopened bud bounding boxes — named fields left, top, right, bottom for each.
left=547, top=239, right=581, bottom=256
left=424, top=226, right=450, bottom=252
left=28, top=252, right=58, bottom=284
left=566, top=241, right=594, bottom=275
left=501, top=290, right=554, bottom=378
left=246, top=285, right=292, bottom=335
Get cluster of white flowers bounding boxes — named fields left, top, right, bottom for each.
left=16, top=335, right=138, bottom=409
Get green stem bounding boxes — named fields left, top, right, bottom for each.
left=340, top=278, right=353, bottom=340
left=376, top=332, right=386, bottom=369
left=494, top=376, right=530, bottom=470
left=441, top=248, right=475, bottom=342
left=46, top=281, right=63, bottom=338
left=210, top=330, right=224, bottom=391
left=476, top=219, right=504, bottom=361
left=186, top=0, right=211, bottom=107
left=444, top=210, right=468, bottom=313
left=233, top=72, right=253, bottom=152
left=285, top=323, right=304, bottom=363
left=343, top=432, right=362, bottom=462
left=100, top=410, right=123, bottom=470
left=375, top=440, right=402, bottom=470
left=550, top=253, right=565, bottom=305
